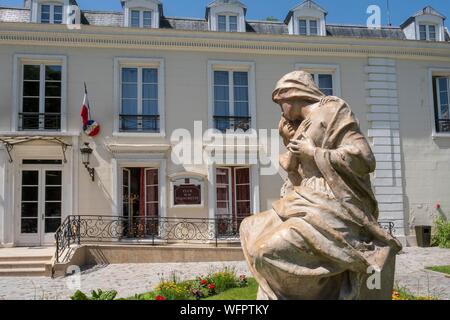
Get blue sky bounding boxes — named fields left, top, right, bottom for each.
left=1, top=0, right=449, bottom=26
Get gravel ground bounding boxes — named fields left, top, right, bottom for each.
left=0, top=247, right=449, bottom=300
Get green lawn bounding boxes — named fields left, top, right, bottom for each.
left=203, top=278, right=258, bottom=300
left=426, top=265, right=450, bottom=275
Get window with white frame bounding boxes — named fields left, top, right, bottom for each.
left=433, top=76, right=450, bottom=133
left=130, top=9, right=153, bottom=28
left=295, top=64, right=341, bottom=97
left=311, top=73, right=333, bottom=96
left=213, top=70, right=250, bottom=132
left=299, top=19, right=319, bottom=36
left=20, top=63, right=62, bottom=131
left=217, top=14, right=238, bottom=32
left=419, top=24, right=437, bottom=41
left=120, top=66, right=160, bottom=133
left=40, top=4, right=63, bottom=24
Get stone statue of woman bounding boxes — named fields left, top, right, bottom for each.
left=240, top=70, right=402, bottom=300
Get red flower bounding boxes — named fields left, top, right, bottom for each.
left=155, top=295, right=166, bottom=301
left=200, top=279, right=208, bottom=285
left=208, top=284, right=216, bottom=290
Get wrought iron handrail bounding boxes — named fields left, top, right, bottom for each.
left=54, top=215, right=396, bottom=263
left=213, top=115, right=251, bottom=132
left=54, top=215, right=248, bottom=263
left=18, top=112, right=61, bottom=131
left=119, top=114, right=160, bottom=132
left=436, top=118, right=450, bottom=133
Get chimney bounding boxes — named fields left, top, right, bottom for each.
left=24, top=0, right=32, bottom=9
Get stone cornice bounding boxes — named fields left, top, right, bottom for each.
left=1, top=22, right=450, bottom=61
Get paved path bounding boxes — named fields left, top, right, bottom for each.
left=0, top=247, right=449, bottom=300
left=395, top=247, right=450, bottom=299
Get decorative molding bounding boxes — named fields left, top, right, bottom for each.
left=106, top=143, right=171, bottom=154
left=1, top=25, right=450, bottom=60
left=366, top=57, right=405, bottom=236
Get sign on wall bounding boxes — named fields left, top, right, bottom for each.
left=170, top=175, right=205, bottom=208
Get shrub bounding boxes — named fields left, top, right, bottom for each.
left=70, top=289, right=118, bottom=300
left=432, top=217, right=450, bottom=248
left=208, top=267, right=240, bottom=292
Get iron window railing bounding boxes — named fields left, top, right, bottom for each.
left=213, top=116, right=251, bottom=133
left=436, top=118, right=450, bottom=133
left=119, top=114, right=160, bottom=133
left=18, top=112, right=61, bottom=131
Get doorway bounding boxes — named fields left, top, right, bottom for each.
left=122, top=167, right=159, bottom=238
left=17, top=165, right=63, bottom=246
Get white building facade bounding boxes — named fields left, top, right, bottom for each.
left=0, top=0, right=450, bottom=247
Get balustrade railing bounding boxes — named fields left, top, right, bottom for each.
left=55, top=215, right=396, bottom=263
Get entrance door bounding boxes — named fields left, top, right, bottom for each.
left=18, top=168, right=62, bottom=246
left=122, top=167, right=159, bottom=238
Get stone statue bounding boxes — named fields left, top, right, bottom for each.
left=240, top=70, right=402, bottom=300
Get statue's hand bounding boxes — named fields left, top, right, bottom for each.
left=287, top=134, right=316, bottom=158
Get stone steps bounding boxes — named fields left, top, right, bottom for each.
left=0, top=267, right=49, bottom=277
left=0, top=254, right=53, bottom=277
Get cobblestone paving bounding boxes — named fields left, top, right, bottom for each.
left=0, top=247, right=449, bottom=300
left=394, top=247, right=450, bottom=299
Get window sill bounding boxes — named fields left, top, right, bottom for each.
left=432, top=132, right=450, bottom=139
left=113, top=132, right=165, bottom=138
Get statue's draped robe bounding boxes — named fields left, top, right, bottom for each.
left=240, top=97, right=402, bottom=300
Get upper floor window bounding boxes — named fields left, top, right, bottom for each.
left=419, top=24, right=437, bottom=41
left=218, top=14, right=238, bottom=32
left=213, top=70, right=249, bottom=132
left=295, top=64, right=341, bottom=97
left=20, top=64, right=62, bottom=131
left=311, top=73, right=333, bottom=95
left=130, top=10, right=153, bottom=28
left=120, top=67, right=159, bottom=133
left=299, top=19, right=318, bottom=36
left=40, top=4, right=63, bottom=24
left=433, top=76, right=450, bottom=133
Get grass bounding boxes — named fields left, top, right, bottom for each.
left=426, top=265, right=450, bottom=275
left=203, top=278, right=258, bottom=300
left=393, top=287, right=438, bottom=300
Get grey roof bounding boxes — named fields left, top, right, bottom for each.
left=82, top=10, right=123, bottom=27
left=0, top=6, right=444, bottom=42
left=326, top=24, right=407, bottom=40
left=0, top=7, right=29, bottom=23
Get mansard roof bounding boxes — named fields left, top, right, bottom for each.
left=0, top=5, right=447, bottom=42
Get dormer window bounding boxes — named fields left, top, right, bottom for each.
left=40, top=4, right=63, bottom=24
left=122, top=0, right=162, bottom=29
left=286, top=1, right=327, bottom=36
left=218, top=14, right=238, bottom=32
left=299, top=19, right=318, bottom=36
left=419, top=24, right=437, bottom=41
left=401, top=6, right=446, bottom=42
left=130, top=9, right=153, bottom=28
left=206, top=0, right=247, bottom=33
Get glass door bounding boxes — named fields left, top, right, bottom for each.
left=18, top=168, right=62, bottom=246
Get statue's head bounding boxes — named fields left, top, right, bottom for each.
left=272, top=70, right=325, bottom=121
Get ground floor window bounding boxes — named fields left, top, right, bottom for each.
left=215, top=167, right=251, bottom=236
left=122, top=167, right=159, bottom=237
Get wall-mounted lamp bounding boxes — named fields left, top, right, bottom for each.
left=80, top=142, right=95, bottom=182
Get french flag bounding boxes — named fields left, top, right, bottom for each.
left=80, top=83, right=90, bottom=128
left=80, top=83, right=100, bottom=137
